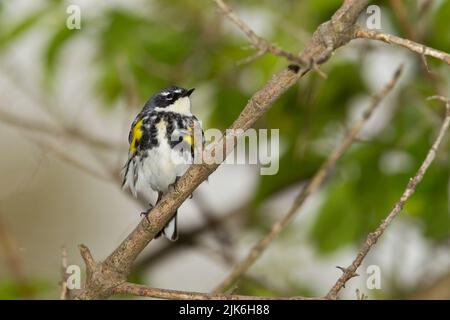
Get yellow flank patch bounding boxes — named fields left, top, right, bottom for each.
left=184, top=135, right=194, bottom=146
left=184, top=125, right=194, bottom=145
left=130, top=119, right=143, bottom=154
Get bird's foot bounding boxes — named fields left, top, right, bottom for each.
left=140, top=203, right=154, bottom=222
left=140, top=211, right=150, bottom=222
left=169, top=176, right=181, bottom=193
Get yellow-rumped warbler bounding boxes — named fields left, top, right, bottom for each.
left=122, top=86, right=202, bottom=241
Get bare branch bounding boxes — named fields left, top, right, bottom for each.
left=78, top=244, right=96, bottom=273
left=213, top=0, right=307, bottom=67
left=0, top=214, right=32, bottom=297
left=113, top=282, right=320, bottom=300
left=31, top=138, right=113, bottom=183
left=60, top=246, right=69, bottom=300
left=388, top=0, right=417, bottom=40
left=355, top=28, right=450, bottom=65
left=212, top=66, right=403, bottom=293
left=326, top=97, right=450, bottom=299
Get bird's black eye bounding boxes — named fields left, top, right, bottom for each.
left=166, top=93, right=174, bottom=100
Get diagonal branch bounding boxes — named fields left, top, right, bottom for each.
left=212, top=65, right=403, bottom=293
left=355, top=27, right=450, bottom=65
left=0, top=214, right=32, bottom=298
left=113, top=282, right=320, bottom=300
left=326, top=96, right=450, bottom=299
left=76, top=0, right=370, bottom=300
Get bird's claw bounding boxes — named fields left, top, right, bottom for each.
left=140, top=202, right=154, bottom=222
left=140, top=211, right=150, bottom=222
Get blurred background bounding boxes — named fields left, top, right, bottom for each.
left=0, top=0, right=449, bottom=299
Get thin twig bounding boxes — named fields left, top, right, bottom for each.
left=326, top=96, right=450, bottom=299
left=60, top=246, right=69, bottom=300
left=0, top=214, right=32, bottom=298
left=212, top=66, right=403, bottom=293
left=384, top=3, right=446, bottom=117
left=31, top=138, right=113, bottom=182
left=113, top=282, right=320, bottom=300
left=388, top=0, right=417, bottom=40
left=0, top=110, right=113, bottom=182
left=355, top=27, right=450, bottom=65
left=214, top=0, right=307, bottom=67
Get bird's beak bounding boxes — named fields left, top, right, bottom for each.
left=185, top=88, right=195, bottom=97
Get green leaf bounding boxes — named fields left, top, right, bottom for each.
left=0, top=279, right=52, bottom=299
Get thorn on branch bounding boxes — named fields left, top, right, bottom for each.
left=237, top=50, right=267, bottom=66
left=78, top=244, right=96, bottom=273
left=313, top=63, right=328, bottom=79
left=336, top=266, right=359, bottom=279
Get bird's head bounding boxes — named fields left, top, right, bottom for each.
left=144, top=86, right=195, bottom=115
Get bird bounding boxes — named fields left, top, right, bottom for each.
left=122, top=86, right=203, bottom=241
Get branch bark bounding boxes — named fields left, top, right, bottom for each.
left=113, top=282, right=320, bottom=300
left=76, top=0, right=370, bottom=300
left=326, top=96, right=450, bottom=299
left=355, top=27, right=450, bottom=65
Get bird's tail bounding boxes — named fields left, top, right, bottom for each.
left=156, top=211, right=178, bottom=241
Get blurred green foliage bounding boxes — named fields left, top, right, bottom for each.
left=0, top=280, right=52, bottom=299
left=0, top=0, right=449, bottom=298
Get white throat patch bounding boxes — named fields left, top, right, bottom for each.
left=155, top=96, right=192, bottom=115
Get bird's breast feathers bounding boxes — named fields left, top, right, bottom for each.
left=123, top=111, right=199, bottom=195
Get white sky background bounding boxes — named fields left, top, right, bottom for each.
left=0, top=0, right=449, bottom=299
